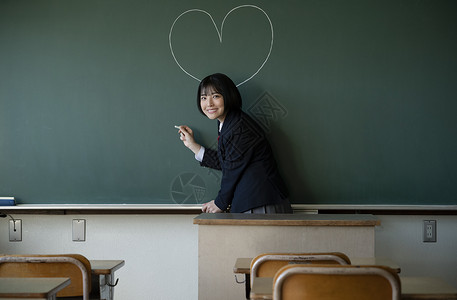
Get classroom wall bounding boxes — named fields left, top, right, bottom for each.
left=0, top=214, right=199, bottom=300
left=375, top=214, right=457, bottom=285
left=0, top=213, right=456, bottom=300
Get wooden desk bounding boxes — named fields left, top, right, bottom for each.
left=194, top=213, right=380, bottom=300
left=250, top=277, right=273, bottom=300
left=233, top=258, right=254, bottom=299
left=0, top=277, right=70, bottom=299
left=351, top=257, right=401, bottom=273
left=90, top=260, right=125, bottom=300
left=250, top=276, right=457, bottom=300
left=234, top=257, right=401, bottom=299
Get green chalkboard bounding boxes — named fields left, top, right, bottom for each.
left=1, top=0, right=456, bottom=205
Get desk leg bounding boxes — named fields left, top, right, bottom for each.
left=245, top=274, right=250, bottom=300
left=99, top=274, right=114, bottom=300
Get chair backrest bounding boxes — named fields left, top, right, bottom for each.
left=0, top=254, right=91, bottom=299
left=273, top=264, right=401, bottom=300
left=250, top=252, right=351, bottom=285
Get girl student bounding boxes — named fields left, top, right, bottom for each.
left=176, top=73, right=292, bottom=214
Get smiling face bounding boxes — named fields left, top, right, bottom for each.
left=200, top=86, right=227, bottom=122
left=197, top=74, right=242, bottom=121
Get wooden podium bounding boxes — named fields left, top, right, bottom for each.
left=193, top=213, right=380, bottom=300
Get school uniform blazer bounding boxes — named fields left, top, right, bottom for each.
left=201, top=109, right=288, bottom=213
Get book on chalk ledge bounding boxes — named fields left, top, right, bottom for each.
left=0, top=197, right=16, bottom=206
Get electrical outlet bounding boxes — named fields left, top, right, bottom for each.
left=72, top=219, right=86, bottom=242
left=9, top=219, right=22, bottom=242
left=423, top=220, right=436, bottom=242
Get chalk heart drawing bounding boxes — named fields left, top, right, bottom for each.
left=169, top=5, right=274, bottom=87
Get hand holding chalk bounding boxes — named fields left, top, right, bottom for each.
left=175, top=125, right=201, bottom=155
left=174, top=125, right=184, bottom=137
left=175, top=125, right=189, bottom=141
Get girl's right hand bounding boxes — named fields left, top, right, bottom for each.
left=176, top=125, right=201, bottom=155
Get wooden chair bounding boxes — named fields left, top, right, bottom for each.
left=273, top=264, right=401, bottom=300
left=250, top=252, right=351, bottom=287
left=0, top=254, right=91, bottom=300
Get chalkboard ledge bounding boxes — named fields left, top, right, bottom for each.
left=0, top=204, right=456, bottom=215
left=293, top=204, right=457, bottom=215
left=0, top=204, right=203, bottom=215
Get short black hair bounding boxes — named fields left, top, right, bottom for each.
left=197, top=73, right=242, bottom=115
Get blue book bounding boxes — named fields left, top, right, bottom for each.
left=0, top=197, right=15, bottom=206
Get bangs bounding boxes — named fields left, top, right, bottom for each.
left=200, top=84, right=219, bottom=96
left=200, top=76, right=223, bottom=95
